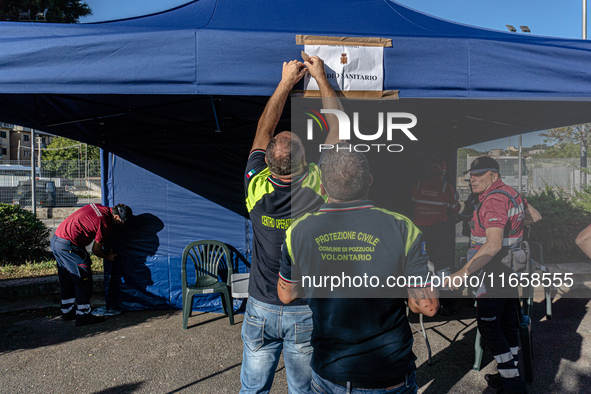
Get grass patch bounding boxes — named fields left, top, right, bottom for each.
left=0, top=255, right=104, bottom=280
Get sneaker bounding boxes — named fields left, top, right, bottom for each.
left=61, top=310, right=76, bottom=321
left=485, top=373, right=502, bottom=389
left=92, top=306, right=122, bottom=317
left=75, top=314, right=105, bottom=326
left=438, top=304, right=458, bottom=316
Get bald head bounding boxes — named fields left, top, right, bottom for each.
left=266, top=131, right=305, bottom=176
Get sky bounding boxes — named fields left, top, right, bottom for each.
left=80, top=0, right=588, bottom=38
left=79, top=0, right=589, bottom=150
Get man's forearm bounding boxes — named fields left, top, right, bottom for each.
left=576, top=227, right=591, bottom=259
left=523, top=205, right=542, bottom=226
left=92, top=242, right=104, bottom=257
left=261, top=82, right=292, bottom=131
left=578, top=240, right=591, bottom=260
left=93, top=250, right=107, bottom=259
left=252, top=82, right=292, bottom=151
left=317, top=75, right=336, bottom=99
left=461, top=242, right=500, bottom=275
left=92, top=241, right=116, bottom=261
left=92, top=246, right=110, bottom=260
left=460, top=227, right=503, bottom=276
left=318, top=78, right=343, bottom=144
left=277, top=278, right=304, bottom=304
left=251, top=60, right=306, bottom=152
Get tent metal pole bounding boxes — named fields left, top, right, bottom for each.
left=584, top=0, right=587, bottom=39
left=210, top=96, right=221, bottom=132
left=582, top=1, right=588, bottom=189
left=518, top=134, right=522, bottom=194
left=31, top=129, right=36, bottom=215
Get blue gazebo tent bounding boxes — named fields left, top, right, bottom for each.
left=0, top=0, right=590, bottom=311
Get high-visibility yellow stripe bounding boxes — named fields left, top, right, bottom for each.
left=370, top=207, right=420, bottom=255
left=301, top=163, right=327, bottom=202
left=285, top=211, right=326, bottom=261
left=246, top=164, right=325, bottom=212
left=246, top=167, right=274, bottom=212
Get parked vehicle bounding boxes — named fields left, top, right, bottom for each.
left=12, top=180, right=78, bottom=207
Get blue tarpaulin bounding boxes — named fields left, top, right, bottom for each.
left=1, top=0, right=591, bottom=311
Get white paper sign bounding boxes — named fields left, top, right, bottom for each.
left=303, top=45, right=384, bottom=92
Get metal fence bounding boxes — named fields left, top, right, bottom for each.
left=0, top=160, right=101, bottom=208
left=456, top=156, right=585, bottom=197
left=528, top=158, right=582, bottom=195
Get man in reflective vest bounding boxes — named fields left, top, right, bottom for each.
left=241, top=56, right=341, bottom=394
left=446, top=156, right=541, bottom=394
left=411, top=160, right=460, bottom=315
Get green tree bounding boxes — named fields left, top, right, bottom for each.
left=540, top=123, right=590, bottom=162
left=0, top=0, right=91, bottom=23
left=528, top=143, right=548, bottom=151
left=540, top=124, right=590, bottom=148
left=532, top=143, right=580, bottom=158
left=42, top=137, right=100, bottom=178
left=42, top=137, right=99, bottom=161
left=457, top=147, right=488, bottom=158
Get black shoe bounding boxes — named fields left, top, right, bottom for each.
left=75, top=314, right=105, bottom=326
left=485, top=373, right=502, bottom=389
left=61, top=310, right=76, bottom=321
left=438, top=304, right=458, bottom=316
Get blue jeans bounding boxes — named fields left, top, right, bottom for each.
left=240, top=297, right=314, bottom=394
left=311, top=371, right=418, bottom=394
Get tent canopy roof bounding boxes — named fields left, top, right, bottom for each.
left=1, top=0, right=590, bottom=99
left=1, top=0, right=591, bottom=213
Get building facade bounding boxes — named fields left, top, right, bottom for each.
left=0, top=123, right=55, bottom=163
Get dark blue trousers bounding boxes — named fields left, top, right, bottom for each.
left=51, top=235, right=93, bottom=316
left=477, top=297, right=526, bottom=392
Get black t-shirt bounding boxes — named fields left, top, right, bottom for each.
left=279, top=200, right=431, bottom=383
left=245, top=150, right=326, bottom=305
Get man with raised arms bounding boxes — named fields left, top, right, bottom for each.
left=241, top=56, right=340, bottom=394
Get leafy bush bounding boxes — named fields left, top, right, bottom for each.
left=526, top=187, right=591, bottom=259
left=0, top=203, right=50, bottom=265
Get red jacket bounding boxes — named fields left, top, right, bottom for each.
left=55, top=204, right=113, bottom=247
left=470, top=179, right=527, bottom=249
left=411, top=178, right=460, bottom=226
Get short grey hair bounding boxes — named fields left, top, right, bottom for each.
left=321, top=144, right=370, bottom=201
left=266, top=134, right=304, bottom=176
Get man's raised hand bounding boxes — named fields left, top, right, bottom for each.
left=281, top=60, right=307, bottom=88
left=304, top=56, right=327, bottom=81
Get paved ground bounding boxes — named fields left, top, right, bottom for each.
left=2, top=219, right=589, bottom=392
left=1, top=287, right=591, bottom=394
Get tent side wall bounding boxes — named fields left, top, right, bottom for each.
left=101, top=152, right=250, bottom=311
